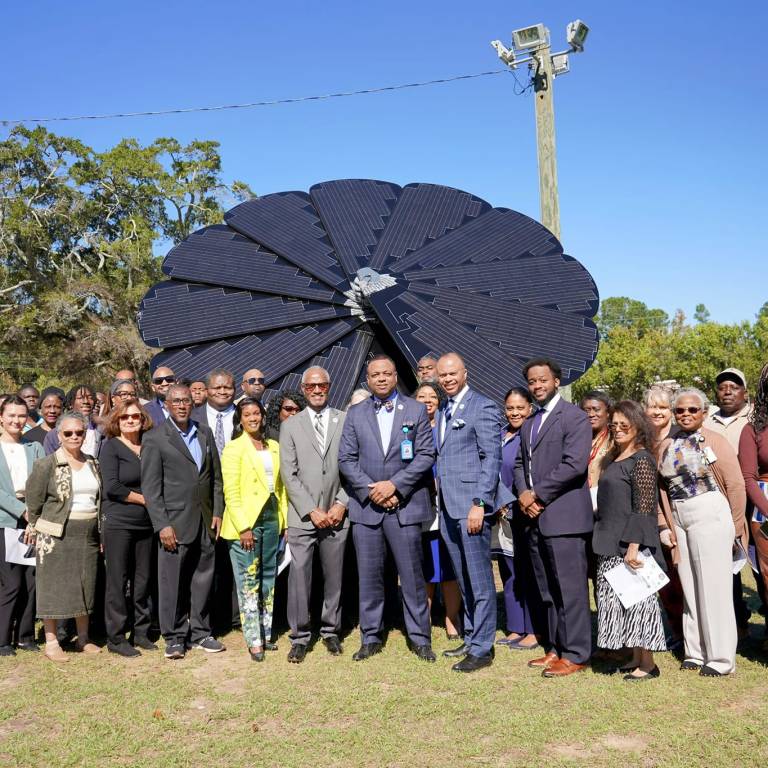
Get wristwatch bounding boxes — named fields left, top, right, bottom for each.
left=472, top=497, right=485, bottom=507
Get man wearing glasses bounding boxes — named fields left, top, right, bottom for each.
left=237, top=368, right=267, bottom=402
left=279, top=367, right=349, bottom=663
left=145, top=367, right=176, bottom=426
left=141, top=384, right=225, bottom=659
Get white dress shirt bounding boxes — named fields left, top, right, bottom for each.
left=375, top=392, right=398, bottom=451
left=206, top=403, right=235, bottom=445
left=440, top=384, right=470, bottom=444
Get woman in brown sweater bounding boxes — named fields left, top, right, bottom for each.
left=738, top=363, right=768, bottom=634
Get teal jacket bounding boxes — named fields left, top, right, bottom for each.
left=0, top=440, right=45, bottom=528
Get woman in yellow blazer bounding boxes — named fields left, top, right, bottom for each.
left=221, top=397, right=288, bottom=661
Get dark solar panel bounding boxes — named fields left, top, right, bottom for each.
left=142, top=180, right=599, bottom=405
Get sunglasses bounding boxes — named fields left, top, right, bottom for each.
left=62, top=429, right=85, bottom=438
left=245, top=377, right=266, bottom=385
left=281, top=405, right=301, bottom=413
left=152, top=375, right=176, bottom=384
left=119, top=413, right=141, bottom=421
left=674, top=407, right=702, bottom=415
left=609, top=423, right=632, bottom=431
left=302, top=382, right=329, bottom=392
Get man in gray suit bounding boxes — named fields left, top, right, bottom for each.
left=279, top=366, right=349, bottom=663
left=141, top=383, right=225, bottom=660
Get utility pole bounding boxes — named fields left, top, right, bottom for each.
left=532, top=43, right=560, bottom=240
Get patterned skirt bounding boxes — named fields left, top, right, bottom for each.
left=596, top=555, right=667, bottom=652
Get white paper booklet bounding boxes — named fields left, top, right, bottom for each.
left=604, top=548, right=669, bottom=609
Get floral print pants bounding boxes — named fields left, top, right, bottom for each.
left=227, top=497, right=280, bottom=649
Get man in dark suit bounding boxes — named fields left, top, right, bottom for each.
left=338, top=355, right=436, bottom=662
left=513, top=358, right=593, bottom=677
left=144, top=366, right=176, bottom=427
left=141, top=383, right=226, bottom=659
left=280, top=366, right=349, bottom=663
left=435, top=353, right=503, bottom=672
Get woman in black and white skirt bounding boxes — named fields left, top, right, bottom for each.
left=593, top=400, right=666, bottom=681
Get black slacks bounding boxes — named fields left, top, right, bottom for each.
left=528, top=526, right=592, bottom=664
left=157, top=520, right=215, bottom=645
left=0, top=532, right=36, bottom=646
left=103, top=525, right=154, bottom=645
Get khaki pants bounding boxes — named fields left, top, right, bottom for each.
left=673, top=490, right=737, bottom=674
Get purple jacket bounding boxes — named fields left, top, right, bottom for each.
left=513, top=397, right=593, bottom=537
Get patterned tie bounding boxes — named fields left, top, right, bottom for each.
left=374, top=399, right=394, bottom=413
left=214, top=412, right=225, bottom=455
left=441, top=398, right=455, bottom=444
left=314, top=412, right=325, bottom=452
left=529, top=407, right=544, bottom=446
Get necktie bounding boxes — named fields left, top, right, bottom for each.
left=441, top=398, right=455, bottom=444
left=215, top=412, right=225, bottom=455
left=374, top=399, right=394, bottom=413
left=314, top=412, right=325, bottom=452
left=529, top=408, right=544, bottom=446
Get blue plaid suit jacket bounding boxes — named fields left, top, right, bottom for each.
left=435, top=388, right=503, bottom=518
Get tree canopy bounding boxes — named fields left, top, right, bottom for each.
left=0, top=127, right=253, bottom=390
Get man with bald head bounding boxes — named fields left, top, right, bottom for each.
left=279, top=366, right=350, bottom=662
left=238, top=368, right=266, bottom=402
left=339, top=354, right=437, bottom=662
left=145, top=366, right=176, bottom=426
left=435, top=352, right=503, bottom=673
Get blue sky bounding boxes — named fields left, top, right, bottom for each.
left=3, top=1, right=766, bottom=324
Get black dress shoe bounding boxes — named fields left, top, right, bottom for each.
left=452, top=653, right=493, bottom=673
left=412, top=644, right=436, bottom=662
left=0, top=645, right=16, bottom=657
left=108, top=641, right=141, bottom=658
left=16, top=641, right=39, bottom=653
left=623, top=665, right=660, bottom=681
left=287, top=644, right=307, bottom=663
left=680, top=660, right=702, bottom=671
left=352, top=642, right=383, bottom=661
left=442, top=643, right=468, bottom=658
left=700, top=664, right=727, bottom=677
left=133, top=636, right=159, bottom=651
left=323, top=636, right=343, bottom=656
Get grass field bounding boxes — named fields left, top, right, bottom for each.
left=2, top=570, right=767, bottom=768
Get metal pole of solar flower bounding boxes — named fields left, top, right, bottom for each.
left=491, top=21, right=589, bottom=241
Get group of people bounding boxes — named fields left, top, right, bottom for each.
left=1, top=355, right=767, bottom=680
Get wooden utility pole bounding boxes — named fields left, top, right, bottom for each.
left=532, top=39, right=560, bottom=241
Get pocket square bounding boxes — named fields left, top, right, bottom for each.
left=451, top=419, right=466, bottom=429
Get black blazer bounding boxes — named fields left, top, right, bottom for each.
left=140, top=418, right=224, bottom=545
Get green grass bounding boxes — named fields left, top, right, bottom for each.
left=2, top=570, right=768, bottom=768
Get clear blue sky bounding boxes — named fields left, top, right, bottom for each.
left=3, top=1, right=766, bottom=324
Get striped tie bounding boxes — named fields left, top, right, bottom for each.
left=315, top=412, right=325, bottom=452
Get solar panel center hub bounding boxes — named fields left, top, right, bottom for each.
left=345, top=267, right=398, bottom=321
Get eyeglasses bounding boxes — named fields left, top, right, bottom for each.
left=119, top=413, right=141, bottom=421
left=609, top=423, right=632, bottom=432
left=281, top=404, right=301, bottom=413
left=674, top=407, right=702, bottom=415
left=245, top=377, right=266, bottom=385
left=302, top=382, right=329, bottom=392
left=62, top=430, right=85, bottom=438
left=113, top=391, right=136, bottom=399
left=170, top=398, right=192, bottom=405
left=152, top=375, right=176, bottom=385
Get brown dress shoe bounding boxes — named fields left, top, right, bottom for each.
left=527, top=650, right=558, bottom=669
left=542, top=658, right=588, bottom=677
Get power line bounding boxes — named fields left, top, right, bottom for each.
left=1, top=69, right=511, bottom=125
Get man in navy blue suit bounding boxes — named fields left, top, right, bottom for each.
left=435, top=353, right=503, bottom=673
left=338, top=355, right=436, bottom=662
left=144, top=366, right=176, bottom=427
left=514, top=358, right=593, bottom=678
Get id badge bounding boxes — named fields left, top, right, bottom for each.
left=703, top=446, right=717, bottom=464
left=401, top=439, right=414, bottom=460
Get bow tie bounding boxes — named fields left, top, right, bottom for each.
left=374, top=399, right=395, bottom=413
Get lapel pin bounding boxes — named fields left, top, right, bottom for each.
left=397, top=403, right=404, bottom=410
left=332, top=417, right=338, bottom=423
left=459, top=403, right=465, bottom=410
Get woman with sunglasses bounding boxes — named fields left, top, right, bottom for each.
left=657, top=388, right=748, bottom=676
left=265, top=390, right=307, bottom=441
left=99, top=399, right=156, bottom=657
left=220, top=397, right=288, bottom=661
left=42, top=384, right=104, bottom=458
left=0, top=396, right=45, bottom=656
left=25, top=411, right=103, bottom=662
